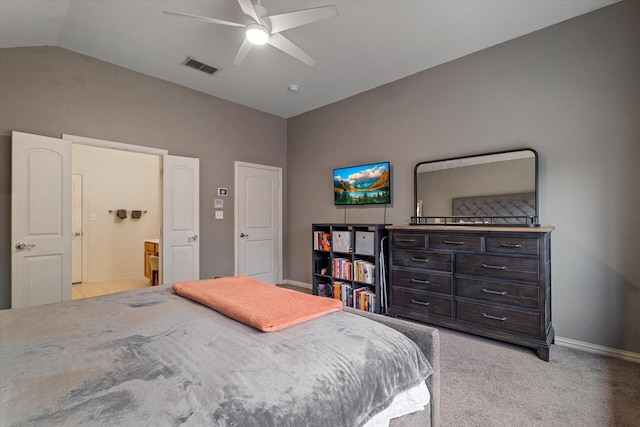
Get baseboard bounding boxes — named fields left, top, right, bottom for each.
left=277, top=283, right=640, bottom=364
left=82, top=272, right=145, bottom=283
left=282, top=279, right=312, bottom=290
left=555, top=336, right=640, bottom=364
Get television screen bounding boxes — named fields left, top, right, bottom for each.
left=333, top=161, right=391, bottom=205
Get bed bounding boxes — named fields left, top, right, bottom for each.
left=0, top=280, right=440, bottom=426
left=452, top=192, right=537, bottom=224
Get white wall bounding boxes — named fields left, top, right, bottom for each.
left=72, top=144, right=161, bottom=281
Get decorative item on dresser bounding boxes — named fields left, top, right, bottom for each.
left=387, top=225, right=554, bottom=361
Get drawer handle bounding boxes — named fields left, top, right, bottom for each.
left=401, top=238, right=417, bottom=243
left=443, top=240, right=465, bottom=245
left=411, top=278, right=431, bottom=285
left=500, top=243, right=523, bottom=249
left=481, top=263, right=508, bottom=270
left=411, top=299, right=431, bottom=306
left=481, top=288, right=508, bottom=296
left=482, top=313, right=507, bottom=321
left=411, top=257, right=430, bottom=263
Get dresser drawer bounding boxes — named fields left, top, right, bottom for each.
left=391, top=268, right=452, bottom=295
left=391, top=233, right=426, bottom=249
left=391, top=287, right=453, bottom=318
left=486, top=236, right=539, bottom=256
left=456, top=278, right=538, bottom=309
left=429, top=234, right=482, bottom=252
left=456, top=300, right=539, bottom=336
left=393, top=250, right=453, bottom=272
left=456, top=253, right=539, bottom=282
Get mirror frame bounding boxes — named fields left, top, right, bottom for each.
left=412, top=148, right=539, bottom=226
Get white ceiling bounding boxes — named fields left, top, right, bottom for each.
left=0, top=0, right=618, bottom=118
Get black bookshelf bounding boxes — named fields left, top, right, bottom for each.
left=312, top=223, right=388, bottom=314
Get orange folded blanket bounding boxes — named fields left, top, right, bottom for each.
left=172, top=276, right=342, bottom=332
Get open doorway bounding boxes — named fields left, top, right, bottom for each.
left=70, top=144, right=161, bottom=299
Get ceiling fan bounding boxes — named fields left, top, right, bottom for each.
left=164, top=0, right=338, bottom=66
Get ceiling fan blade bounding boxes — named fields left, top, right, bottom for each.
left=233, top=38, right=254, bottom=65
left=163, top=10, right=245, bottom=27
left=237, top=0, right=261, bottom=24
left=267, top=33, right=315, bottom=66
left=268, top=5, right=338, bottom=34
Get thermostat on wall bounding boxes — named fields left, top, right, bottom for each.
left=218, top=188, right=228, bottom=196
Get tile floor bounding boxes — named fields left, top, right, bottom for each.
left=72, top=275, right=152, bottom=300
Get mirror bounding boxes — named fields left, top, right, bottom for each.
left=413, top=149, right=538, bottom=226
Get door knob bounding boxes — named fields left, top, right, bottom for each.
left=189, top=234, right=198, bottom=242
left=240, top=233, right=249, bottom=238
left=15, top=242, right=36, bottom=250
left=73, top=232, right=82, bottom=237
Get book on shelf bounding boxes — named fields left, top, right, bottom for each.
left=339, top=282, right=352, bottom=307
left=354, top=260, right=375, bottom=284
left=330, top=282, right=375, bottom=312
left=313, top=231, right=332, bottom=251
left=333, top=282, right=342, bottom=300
left=332, top=257, right=352, bottom=281
left=353, top=286, right=376, bottom=313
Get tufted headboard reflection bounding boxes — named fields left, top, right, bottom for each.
left=452, top=192, right=536, bottom=224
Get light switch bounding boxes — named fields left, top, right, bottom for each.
left=90, top=213, right=97, bottom=221
left=215, top=210, right=223, bottom=219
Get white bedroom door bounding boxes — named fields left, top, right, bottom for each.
left=162, top=155, right=200, bottom=285
left=235, top=161, right=282, bottom=284
left=11, top=131, right=72, bottom=308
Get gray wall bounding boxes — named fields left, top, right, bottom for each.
left=287, top=2, right=640, bottom=353
left=0, top=46, right=287, bottom=309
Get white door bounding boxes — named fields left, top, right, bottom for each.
left=12, top=131, right=72, bottom=308
left=71, top=173, right=83, bottom=283
left=235, top=162, right=282, bottom=284
left=162, top=155, right=200, bottom=285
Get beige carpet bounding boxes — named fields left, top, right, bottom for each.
left=438, top=328, right=640, bottom=426
left=278, top=284, right=640, bottom=425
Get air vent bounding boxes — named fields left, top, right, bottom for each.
left=182, top=57, right=218, bottom=75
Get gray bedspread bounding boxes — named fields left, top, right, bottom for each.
left=1, top=285, right=432, bottom=426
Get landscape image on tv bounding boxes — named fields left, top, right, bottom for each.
left=334, top=162, right=391, bottom=205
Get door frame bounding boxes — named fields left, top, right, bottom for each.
left=63, top=134, right=169, bottom=284
left=234, top=161, right=283, bottom=283
left=63, top=134, right=168, bottom=156
left=71, top=171, right=87, bottom=283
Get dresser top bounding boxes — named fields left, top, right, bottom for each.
left=387, top=225, right=554, bottom=233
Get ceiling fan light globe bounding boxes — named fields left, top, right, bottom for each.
left=246, top=25, right=269, bottom=45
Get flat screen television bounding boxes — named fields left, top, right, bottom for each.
left=333, top=161, right=391, bottom=205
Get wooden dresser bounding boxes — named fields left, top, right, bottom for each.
left=387, top=225, right=554, bottom=360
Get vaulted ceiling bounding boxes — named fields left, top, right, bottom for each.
left=0, top=0, right=618, bottom=118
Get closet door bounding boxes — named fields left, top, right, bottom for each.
left=162, top=155, right=200, bottom=285
left=11, top=131, right=72, bottom=307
